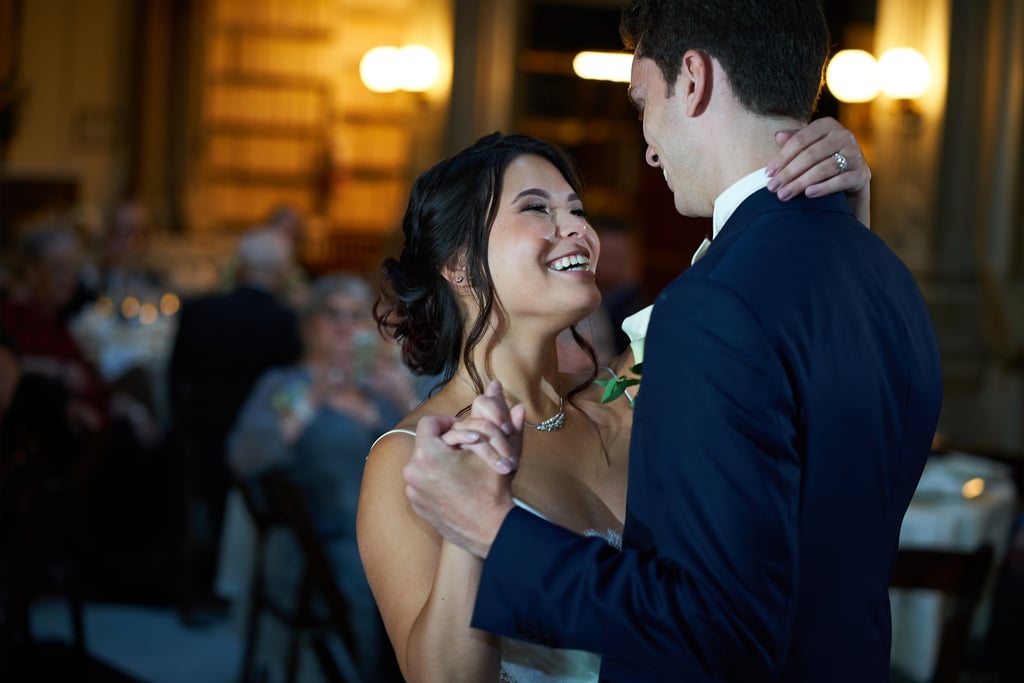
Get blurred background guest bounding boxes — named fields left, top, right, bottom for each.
left=0, top=214, right=178, bottom=605
left=68, top=199, right=172, bottom=440
left=0, top=318, right=92, bottom=652
left=218, top=203, right=312, bottom=310
left=265, top=203, right=306, bottom=251
left=226, top=272, right=412, bottom=681
left=593, top=217, right=648, bottom=356
left=168, top=227, right=302, bottom=623
left=0, top=217, right=107, bottom=438
left=74, top=200, right=167, bottom=314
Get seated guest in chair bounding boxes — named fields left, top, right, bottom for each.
left=227, top=273, right=414, bottom=680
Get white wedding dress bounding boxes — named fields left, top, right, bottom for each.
left=371, top=429, right=620, bottom=683
left=497, top=498, right=621, bottom=683
left=499, top=637, right=602, bottom=683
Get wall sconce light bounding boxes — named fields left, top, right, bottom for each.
left=826, top=47, right=931, bottom=136
left=877, top=48, right=931, bottom=101
left=572, top=51, right=632, bottom=83
left=825, top=49, right=880, bottom=103
left=359, top=45, right=440, bottom=93
left=826, top=47, right=931, bottom=105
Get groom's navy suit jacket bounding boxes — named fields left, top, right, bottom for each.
left=473, top=189, right=943, bottom=682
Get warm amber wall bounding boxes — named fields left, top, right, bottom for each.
left=184, top=0, right=449, bottom=234
left=5, top=0, right=133, bottom=228
left=868, top=0, right=951, bottom=274
left=5, top=0, right=452, bottom=265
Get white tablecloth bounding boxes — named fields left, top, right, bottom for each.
left=891, top=452, right=1019, bottom=682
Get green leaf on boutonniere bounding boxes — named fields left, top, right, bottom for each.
left=595, top=375, right=641, bottom=405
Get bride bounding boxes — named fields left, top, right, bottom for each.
left=357, top=127, right=869, bottom=683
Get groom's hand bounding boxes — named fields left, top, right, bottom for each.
left=404, top=400, right=520, bottom=559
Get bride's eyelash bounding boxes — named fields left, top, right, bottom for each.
left=522, top=204, right=588, bottom=217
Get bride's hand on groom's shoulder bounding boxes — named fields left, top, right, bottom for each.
left=766, top=116, right=872, bottom=228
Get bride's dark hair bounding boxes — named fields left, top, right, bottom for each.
left=374, top=132, right=598, bottom=397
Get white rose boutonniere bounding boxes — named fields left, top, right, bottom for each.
left=595, top=304, right=652, bottom=406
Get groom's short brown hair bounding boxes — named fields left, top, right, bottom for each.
left=620, top=0, right=830, bottom=122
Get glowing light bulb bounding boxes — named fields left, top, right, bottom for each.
left=398, top=45, right=440, bottom=92
left=160, top=293, right=181, bottom=316
left=961, top=477, right=985, bottom=500
left=121, top=296, right=141, bottom=319
left=573, top=51, right=633, bottom=83
left=878, top=48, right=931, bottom=100
left=360, top=46, right=402, bottom=93
left=139, top=303, right=159, bottom=326
left=360, top=45, right=441, bottom=93
left=825, top=50, right=880, bottom=103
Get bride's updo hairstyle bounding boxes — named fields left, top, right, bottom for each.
left=375, top=132, right=596, bottom=394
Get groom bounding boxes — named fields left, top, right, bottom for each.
left=404, top=0, right=943, bottom=680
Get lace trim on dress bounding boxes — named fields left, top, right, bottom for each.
left=583, top=527, right=623, bottom=551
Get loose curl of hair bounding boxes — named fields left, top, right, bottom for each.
left=374, top=132, right=598, bottom=401
left=620, top=0, right=829, bottom=121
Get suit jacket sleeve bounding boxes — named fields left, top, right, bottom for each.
left=473, top=277, right=800, bottom=680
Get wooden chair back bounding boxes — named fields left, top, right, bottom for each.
left=233, top=470, right=363, bottom=683
left=890, top=544, right=995, bottom=683
left=261, top=469, right=364, bottom=683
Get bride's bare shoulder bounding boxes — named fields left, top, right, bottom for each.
left=367, top=388, right=468, bottom=456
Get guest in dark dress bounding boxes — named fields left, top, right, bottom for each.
left=168, top=228, right=302, bottom=618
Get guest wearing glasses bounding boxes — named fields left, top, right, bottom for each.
left=227, top=273, right=414, bottom=681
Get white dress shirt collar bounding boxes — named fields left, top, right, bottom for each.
left=712, top=167, right=770, bottom=239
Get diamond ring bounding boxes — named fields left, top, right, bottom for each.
left=833, top=152, right=849, bottom=174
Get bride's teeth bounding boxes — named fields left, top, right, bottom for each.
left=550, top=254, right=590, bottom=271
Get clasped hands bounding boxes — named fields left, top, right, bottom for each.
left=403, top=380, right=525, bottom=558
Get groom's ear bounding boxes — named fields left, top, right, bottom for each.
left=680, top=49, right=713, bottom=118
